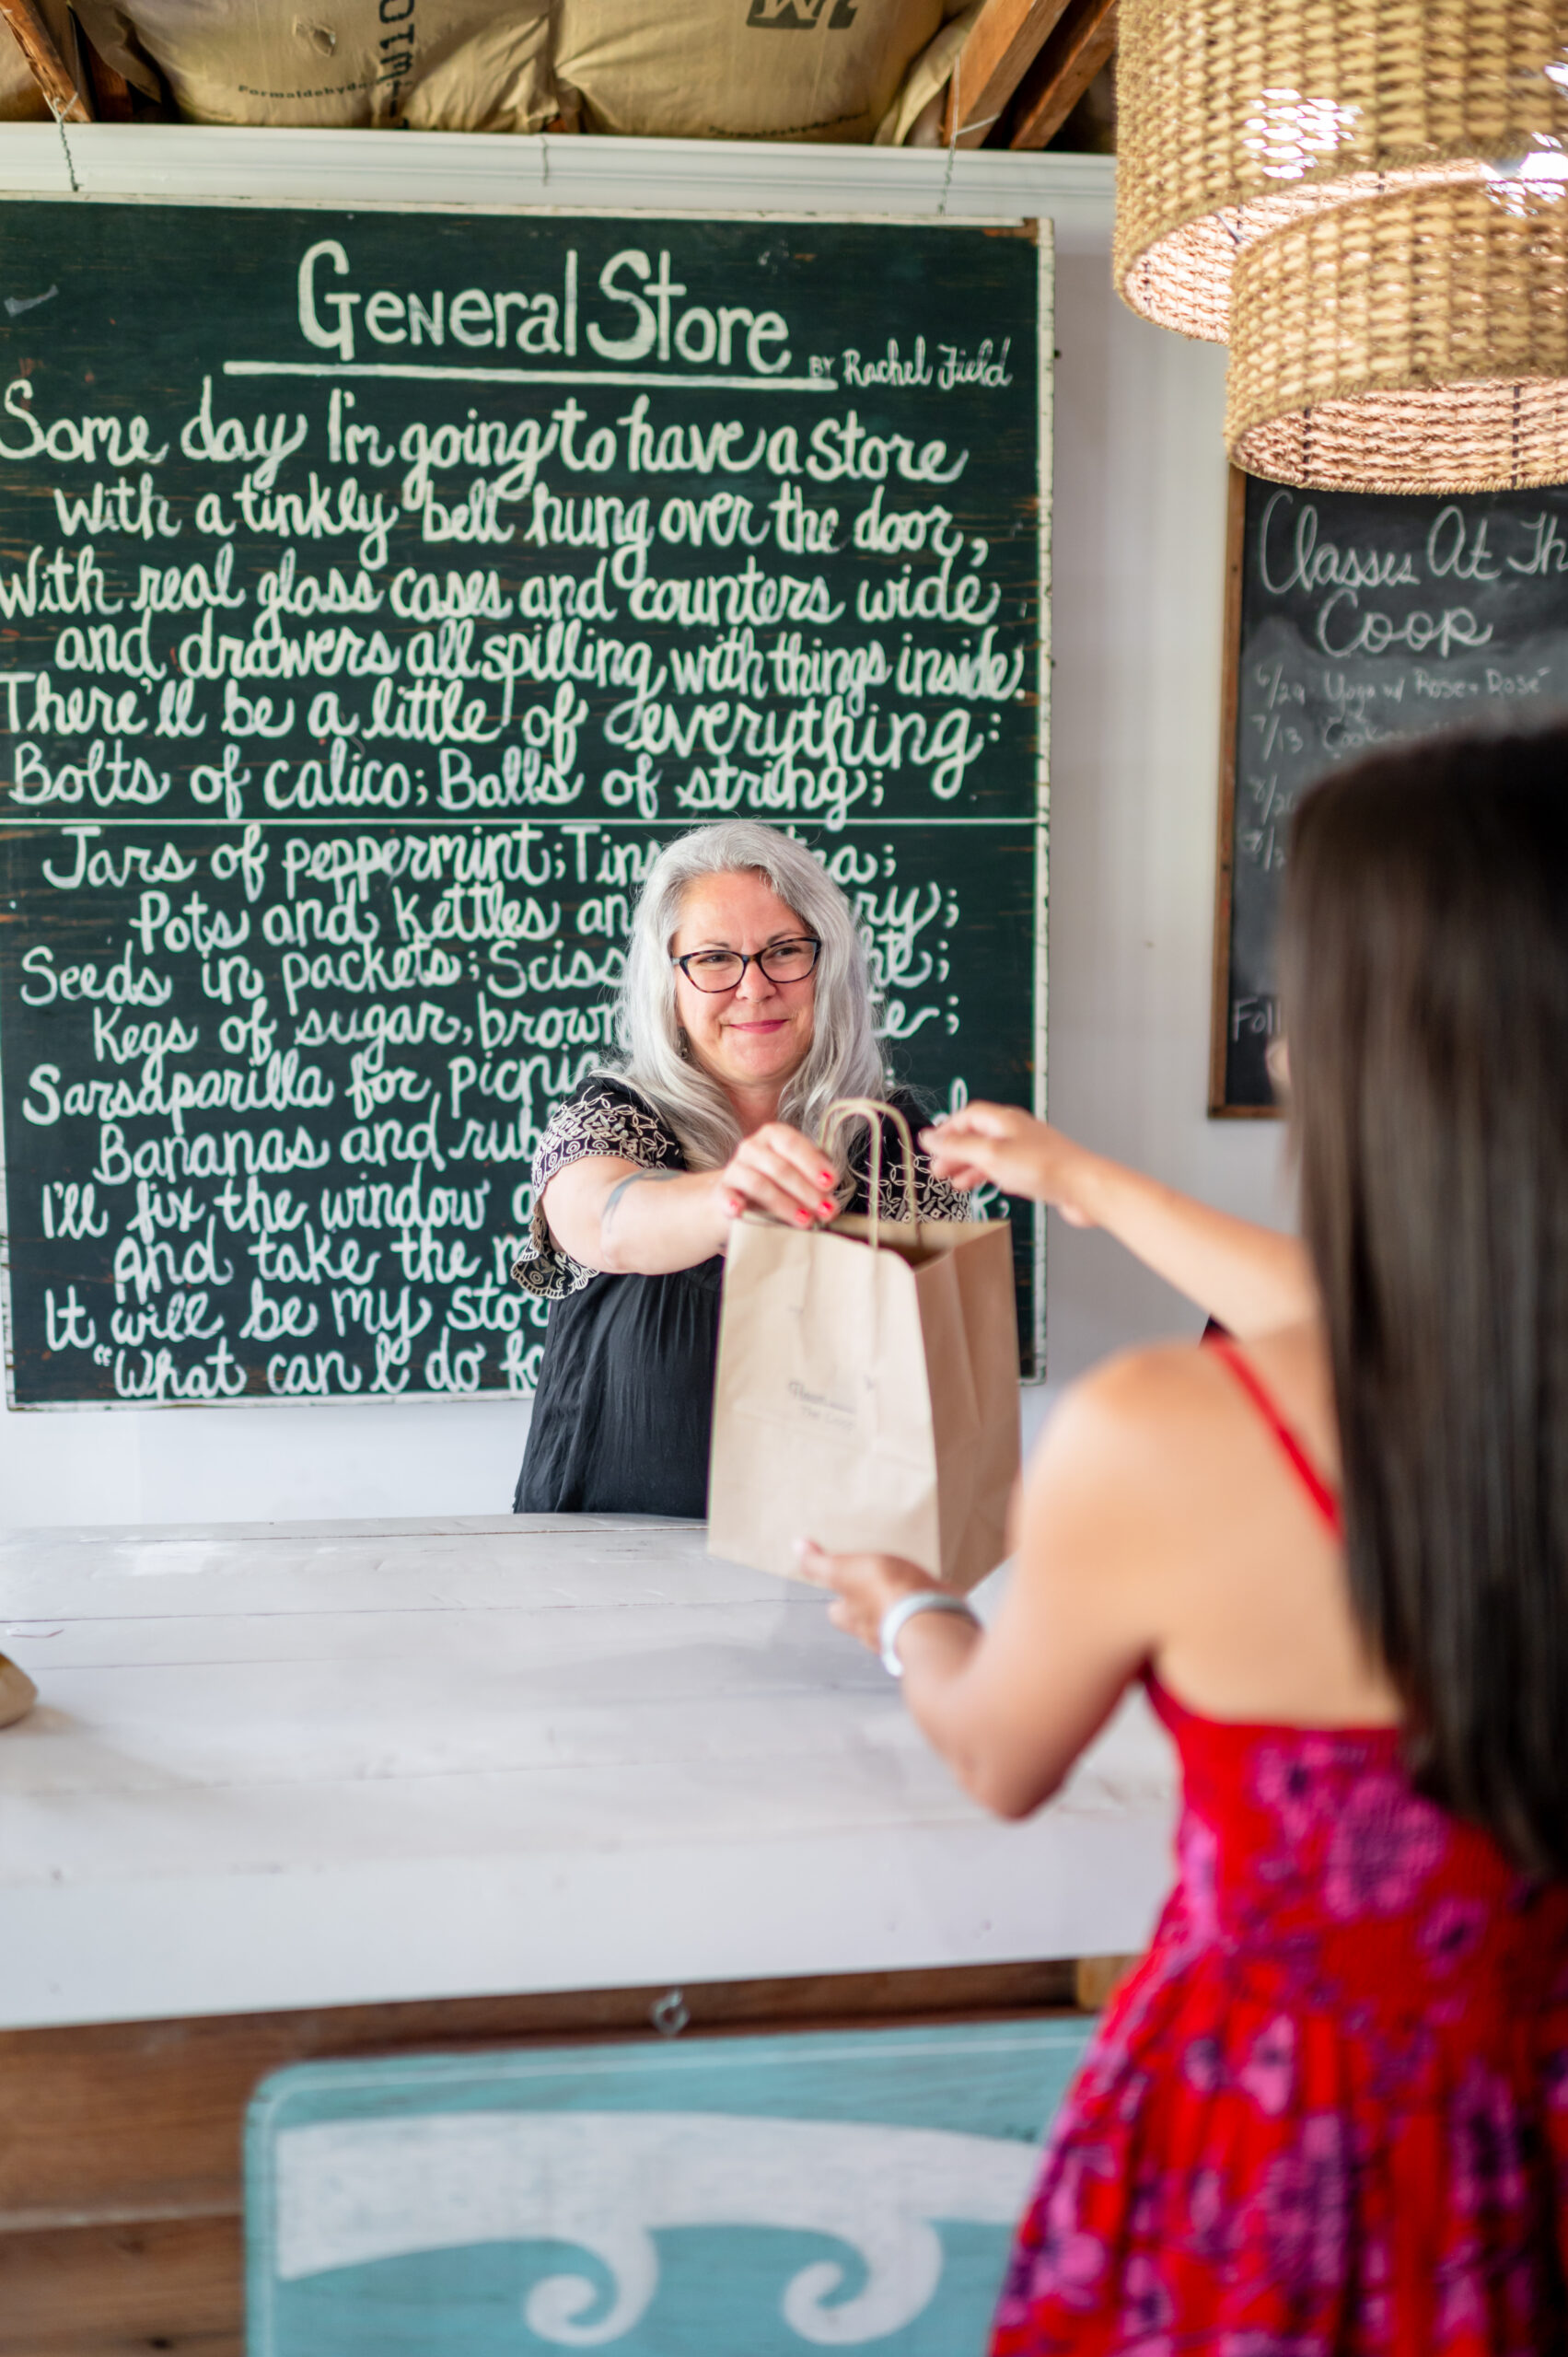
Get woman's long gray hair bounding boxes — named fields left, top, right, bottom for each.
left=611, top=822, right=886, bottom=1169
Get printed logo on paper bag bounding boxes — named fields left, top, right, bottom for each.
left=786, top=1374, right=863, bottom=1434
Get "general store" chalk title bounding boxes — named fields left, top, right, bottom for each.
left=298, top=240, right=796, bottom=377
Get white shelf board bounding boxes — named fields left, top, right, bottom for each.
left=0, top=123, right=1115, bottom=248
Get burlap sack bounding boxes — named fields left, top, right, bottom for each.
left=875, top=0, right=981, bottom=145
left=81, top=0, right=554, bottom=132
left=74, top=0, right=968, bottom=142
left=554, top=0, right=957, bottom=144
left=708, top=1099, right=1019, bottom=1591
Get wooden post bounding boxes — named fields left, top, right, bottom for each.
left=1074, top=1952, right=1138, bottom=2011
left=81, top=42, right=134, bottom=122
left=1209, top=465, right=1255, bottom=1115
left=942, top=0, right=1073, bottom=151
left=1007, top=0, right=1117, bottom=150
left=0, top=0, right=93, bottom=122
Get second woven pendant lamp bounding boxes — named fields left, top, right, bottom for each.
left=1225, top=180, right=1568, bottom=490
left=1116, top=0, right=1568, bottom=342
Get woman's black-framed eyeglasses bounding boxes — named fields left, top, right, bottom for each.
left=670, top=937, right=822, bottom=993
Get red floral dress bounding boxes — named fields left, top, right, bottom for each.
left=993, top=1346, right=1568, bottom=2357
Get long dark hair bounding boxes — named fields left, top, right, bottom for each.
left=1283, top=726, right=1568, bottom=1875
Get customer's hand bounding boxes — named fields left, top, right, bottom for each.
left=714, top=1124, right=842, bottom=1230
left=923, top=1103, right=1099, bottom=1224
left=795, top=1538, right=936, bottom=1652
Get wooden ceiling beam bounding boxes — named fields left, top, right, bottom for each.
left=942, top=0, right=1073, bottom=152
left=0, top=0, right=93, bottom=122
left=81, top=41, right=134, bottom=122
left=1006, top=0, right=1116, bottom=149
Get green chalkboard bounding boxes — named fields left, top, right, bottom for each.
left=0, top=202, right=1048, bottom=1404
left=1213, top=465, right=1568, bottom=1113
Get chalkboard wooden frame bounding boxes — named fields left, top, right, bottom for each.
left=1208, top=467, right=1273, bottom=1120
left=0, top=192, right=1052, bottom=1405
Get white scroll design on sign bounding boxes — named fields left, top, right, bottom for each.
left=273, top=2108, right=1038, bottom=2345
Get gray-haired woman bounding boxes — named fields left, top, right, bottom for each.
left=512, top=819, right=969, bottom=1518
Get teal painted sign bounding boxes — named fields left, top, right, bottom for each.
left=245, top=2018, right=1092, bottom=2355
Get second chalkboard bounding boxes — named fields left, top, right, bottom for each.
left=1213, top=468, right=1568, bottom=1114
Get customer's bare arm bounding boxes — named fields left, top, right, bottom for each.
left=797, top=1352, right=1176, bottom=1817
left=925, top=1104, right=1313, bottom=1338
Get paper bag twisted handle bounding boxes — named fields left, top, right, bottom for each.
left=819, top=1097, right=918, bottom=1254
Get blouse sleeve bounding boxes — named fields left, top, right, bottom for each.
left=512, top=1082, right=686, bottom=1302
left=914, top=1161, right=975, bottom=1223
left=871, top=1091, right=975, bottom=1226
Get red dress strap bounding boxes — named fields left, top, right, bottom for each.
left=1206, top=1336, right=1342, bottom=1538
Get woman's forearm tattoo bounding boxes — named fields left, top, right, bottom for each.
left=601, top=1168, right=679, bottom=1235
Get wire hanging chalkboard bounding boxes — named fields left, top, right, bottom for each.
left=1212, top=465, right=1568, bottom=1115
left=0, top=202, right=1050, bottom=1404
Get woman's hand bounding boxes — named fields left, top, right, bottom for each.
left=923, top=1104, right=1101, bottom=1225
left=541, top=1122, right=842, bottom=1280
left=795, top=1538, right=937, bottom=1651
left=715, top=1122, right=842, bottom=1231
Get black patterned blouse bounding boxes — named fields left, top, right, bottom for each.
left=512, top=1075, right=969, bottom=1519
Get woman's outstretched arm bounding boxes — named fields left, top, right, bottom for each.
left=924, top=1103, right=1313, bottom=1339
left=541, top=1122, right=842, bottom=1277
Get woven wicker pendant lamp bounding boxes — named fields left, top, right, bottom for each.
left=1225, top=180, right=1568, bottom=490
left=1116, top=0, right=1568, bottom=342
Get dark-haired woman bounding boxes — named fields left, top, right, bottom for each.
left=802, top=726, right=1568, bottom=2352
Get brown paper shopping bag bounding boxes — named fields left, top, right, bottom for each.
left=707, top=1098, right=1020, bottom=1591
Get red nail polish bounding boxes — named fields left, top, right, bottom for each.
left=795, top=1209, right=811, bottom=1225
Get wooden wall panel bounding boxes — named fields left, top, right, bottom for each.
left=0, top=1963, right=1082, bottom=2353
left=0, top=2216, right=241, bottom=2357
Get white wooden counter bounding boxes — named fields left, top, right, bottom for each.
left=0, top=1516, right=1178, bottom=2032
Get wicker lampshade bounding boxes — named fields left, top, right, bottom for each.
left=1117, top=0, right=1568, bottom=341
left=1225, top=180, right=1568, bottom=490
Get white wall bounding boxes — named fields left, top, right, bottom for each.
left=1040, top=250, right=1292, bottom=1397
left=0, top=140, right=1290, bottom=1527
